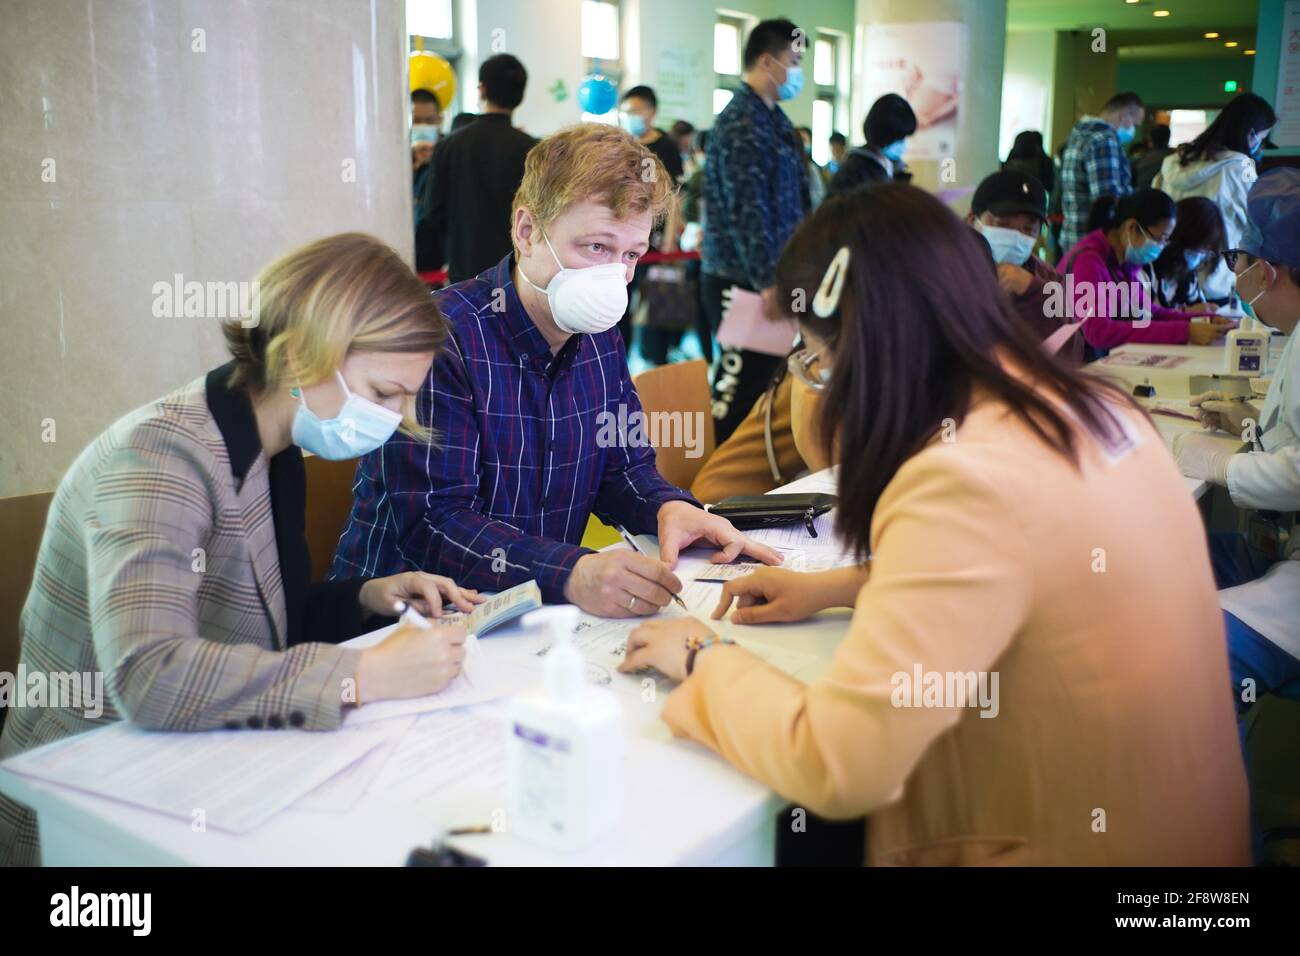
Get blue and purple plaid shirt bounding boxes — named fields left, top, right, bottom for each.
left=329, top=255, right=697, bottom=602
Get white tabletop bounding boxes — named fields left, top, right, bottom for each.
left=0, top=483, right=853, bottom=867
left=1084, top=342, right=1276, bottom=499
left=1090, top=338, right=1285, bottom=399
left=1, top=380, right=1244, bottom=866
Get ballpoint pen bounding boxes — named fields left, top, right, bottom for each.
left=393, top=600, right=432, bottom=629
left=614, top=525, right=688, bottom=611
left=395, top=600, right=478, bottom=687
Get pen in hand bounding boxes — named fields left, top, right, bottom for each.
left=614, top=526, right=688, bottom=611
left=394, top=600, right=432, bottom=629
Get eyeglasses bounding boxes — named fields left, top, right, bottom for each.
left=1137, top=222, right=1168, bottom=250
left=1222, top=249, right=1251, bottom=270
left=787, top=347, right=830, bottom=391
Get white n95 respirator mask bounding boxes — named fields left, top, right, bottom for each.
left=518, top=230, right=629, bottom=335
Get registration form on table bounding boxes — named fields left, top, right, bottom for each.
left=2, top=719, right=396, bottom=833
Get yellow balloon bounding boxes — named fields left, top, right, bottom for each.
left=409, top=52, right=456, bottom=111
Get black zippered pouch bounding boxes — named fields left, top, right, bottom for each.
left=707, top=493, right=837, bottom=537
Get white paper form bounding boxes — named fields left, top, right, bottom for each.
left=744, top=509, right=840, bottom=550
left=774, top=467, right=839, bottom=495
left=1, top=719, right=394, bottom=833
left=295, top=716, right=417, bottom=813
left=367, top=706, right=509, bottom=805
left=693, top=561, right=765, bottom=582
left=344, top=636, right=538, bottom=727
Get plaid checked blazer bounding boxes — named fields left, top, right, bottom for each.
left=0, top=374, right=361, bottom=866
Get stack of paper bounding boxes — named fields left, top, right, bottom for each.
left=2, top=720, right=396, bottom=832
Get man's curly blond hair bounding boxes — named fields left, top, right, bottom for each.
left=512, top=123, right=675, bottom=240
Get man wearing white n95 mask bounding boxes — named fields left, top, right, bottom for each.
left=333, top=124, right=779, bottom=619
left=1171, top=168, right=1300, bottom=731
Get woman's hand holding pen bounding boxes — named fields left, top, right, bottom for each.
left=356, top=620, right=468, bottom=703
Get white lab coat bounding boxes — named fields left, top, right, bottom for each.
left=1220, top=329, right=1300, bottom=656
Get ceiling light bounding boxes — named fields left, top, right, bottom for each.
left=1225, top=41, right=1239, bottom=47
left=1244, top=49, right=1256, bottom=55
left=1204, top=32, right=1220, bottom=39
left=1153, top=9, right=1170, bottom=16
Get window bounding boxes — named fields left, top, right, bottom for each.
left=578, top=1, right=621, bottom=123
left=406, top=0, right=453, bottom=41
left=810, top=30, right=847, bottom=166
left=408, top=1, right=460, bottom=116
left=813, top=37, right=835, bottom=87
left=713, top=12, right=750, bottom=115
left=581, top=0, right=619, bottom=61
left=811, top=99, right=834, bottom=164
left=714, top=18, right=743, bottom=76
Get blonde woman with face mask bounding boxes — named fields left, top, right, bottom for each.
left=0, top=233, right=482, bottom=866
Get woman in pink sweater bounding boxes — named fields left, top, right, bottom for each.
left=1062, top=188, right=1235, bottom=351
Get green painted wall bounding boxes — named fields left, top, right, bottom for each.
left=1115, top=58, right=1253, bottom=109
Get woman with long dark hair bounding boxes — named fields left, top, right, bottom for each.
left=1062, top=188, right=1235, bottom=353
left=618, top=184, right=1249, bottom=866
left=1155, top=92, right=1277, bottom=298
left=1146, top=196, right=1228, bottom=310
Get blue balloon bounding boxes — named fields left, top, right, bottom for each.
left=577, top=74, right=618, bottom=115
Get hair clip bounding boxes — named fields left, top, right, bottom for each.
left=812, top=246, right=851, bottom=318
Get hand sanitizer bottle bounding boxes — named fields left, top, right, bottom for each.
left=507, top=605, right=623, bottom=850
left=1224, top=316, right=1269, bottom=377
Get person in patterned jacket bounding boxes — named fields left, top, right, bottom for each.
left=1059, top=91, right=1145, bottom=251
left=701, top=18, right=810, bottom=445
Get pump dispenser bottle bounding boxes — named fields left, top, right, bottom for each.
left=1224, top=315, right=1269, bottom=377
left=507, top=605, right=623, bottom=849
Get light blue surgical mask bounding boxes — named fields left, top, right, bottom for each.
left=411, top=124, right=439, bottom=146
left=1184, top=249, right=1207, bottom=271
left=1124, top=223, right=1164, bottom=266
left=1248, top=131, right=1265, bottom=161
left=619, top=111, right=647, bottom=137
left=291, top=371, right=404, bottom=461
left=776, top=64, right=803, bottom=101
left=1125, top=239, right=1162, bottom=266
left=882, top=140, right=906, bottom=162
left=975, top=221, right=1037, bottom=266
left=1116, top=125, right=1136, bottom=146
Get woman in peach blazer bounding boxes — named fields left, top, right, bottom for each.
left=620, top=185, right=1250, bottom=866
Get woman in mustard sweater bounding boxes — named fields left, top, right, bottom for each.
left=619, top=185, right=1250, bottom=866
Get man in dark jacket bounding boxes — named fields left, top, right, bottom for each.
left=416, top=54, right=537, bottom=279
left=701, top=18, right=810, bottom=444
left=965, top=169, right=1083, bottom=366
left=828, top=93, right=915, bottom=196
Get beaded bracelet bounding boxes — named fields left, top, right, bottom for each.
left=685, top=634, right=736, bottom=676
